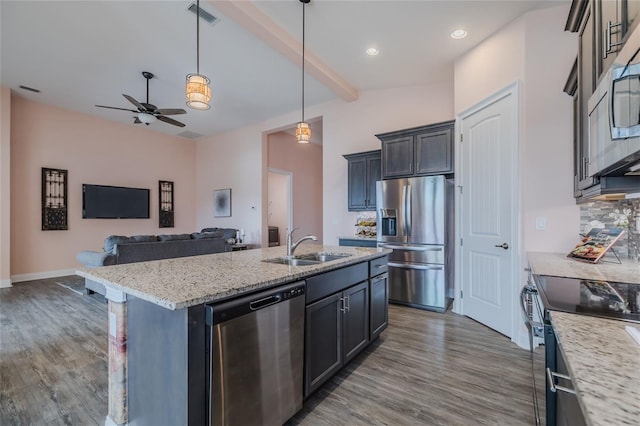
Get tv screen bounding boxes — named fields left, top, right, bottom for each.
left=82, top=184, right=150, bottom=219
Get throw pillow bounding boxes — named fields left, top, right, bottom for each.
left=104, top=235, right=132, bottom=253
left=130, top=235, right=158, bottom=243
left=191, top=231, right=223, bottom=239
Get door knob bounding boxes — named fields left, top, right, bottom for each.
left=495, top=242, right=509, bottom=250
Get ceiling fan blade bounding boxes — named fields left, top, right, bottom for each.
left=155, top=108, right=187, bottom=116
left=157, top=115, right=186, bottom=128
left=123, top=94, right=146, bottom=111
left=133, top=117, right=142, bottom=124
left=95, top=105, right=138, bottom=113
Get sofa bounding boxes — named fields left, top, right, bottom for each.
left=76, top=229, right=236, bottom=296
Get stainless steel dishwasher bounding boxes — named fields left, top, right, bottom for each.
left=206, top=281, right=305, bottom=426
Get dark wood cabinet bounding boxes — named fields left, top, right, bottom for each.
left=377, top=120, right=454, bottom=179
left=304, top=282, right=369, bottom=396
left=565, top=0, right=640, bottom=201
left=343, top=150, right=381, bottom=211
left=369, top=272, right=389, bottom=340
left=304, top=257, right=388, bottom=397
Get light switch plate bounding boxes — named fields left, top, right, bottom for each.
left=535, top=217, right=546, bottom=230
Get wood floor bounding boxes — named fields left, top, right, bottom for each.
left=1, top=277, right=545, bottom=425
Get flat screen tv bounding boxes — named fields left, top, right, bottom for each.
left=82, top=184, right=150, bottom=219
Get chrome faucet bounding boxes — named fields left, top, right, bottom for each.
left=286, top=227, right=318, bottom=257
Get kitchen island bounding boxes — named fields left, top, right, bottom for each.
left=527, top=252, right=640, bottom=426
left=78, top=245, right=390, bottom=426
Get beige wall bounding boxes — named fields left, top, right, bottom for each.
left=455, top=5, right=578, bottom=256
left=9, top=96, right=196, bottom=279
left=268, top=131, right=322, bottom=244
left=195, top=82, right=455, bottom=246
left=0, top=87, right=11, bottom=286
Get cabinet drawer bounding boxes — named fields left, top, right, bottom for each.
left=306, top=262, right=368, bottom=304
left=369, top=255, right=388, bottom=276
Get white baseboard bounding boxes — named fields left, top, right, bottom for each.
left=11, top=268, right=77, bottom=283
left=0, top=279, right=12, bottom=288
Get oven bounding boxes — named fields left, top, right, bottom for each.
left=524, top=274, right=640, bottom=426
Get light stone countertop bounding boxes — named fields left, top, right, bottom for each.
left=549, top=311, right=640, bottom=426
left=527, top=251, right=640, bottom=284
left=528, top=252, right=640, bottom=426
left=77, top=245, right=390, bottom=310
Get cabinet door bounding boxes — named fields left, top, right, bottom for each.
left=415, top=125, right=453, bottom=175
left=343, top=281, right=369, bottom=363
left=304, top=292, right=343, bottom=397
left=596, top=0, right=619, bottom=82
left=347, top=155, right=368, bottom=211
left=578, top=6, right=597, bottom=189
left=366, top=152, right=381, bottom=209
left=369, top=273, right=389, bottom=340
left=381, top=136, right=414, bottom=178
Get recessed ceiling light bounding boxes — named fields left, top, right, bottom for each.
left=366, top=47, right=380, bottom=56
left=450, top=29, right=468, bottom=39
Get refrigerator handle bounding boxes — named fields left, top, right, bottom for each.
left=401, top=184, right=408, bottom=236
left=405, top=184, right=412, bottom=236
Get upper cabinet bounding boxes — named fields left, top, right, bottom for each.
left=565, top=0, right=640, bottom=202
left=376, top=120, right=454, bottom=180
left=344, top=150, right=381, bottom=211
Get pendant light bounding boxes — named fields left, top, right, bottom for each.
left=186, top=0, right=211, bottom=110
left=296, top=0, right=311, bottom=143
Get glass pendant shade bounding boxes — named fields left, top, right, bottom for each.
left=296, top=122, right=311, bottom=143
left=186, top=73, right=211, bottom=110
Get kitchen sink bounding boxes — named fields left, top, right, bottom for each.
left=294, top=252, right=352, bottom=262
left=263, top=257, right=321, bottom=266
left=263, top=252, right=352, bottom=266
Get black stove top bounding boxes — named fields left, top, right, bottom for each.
left=534, top=275, right=640, bottom=323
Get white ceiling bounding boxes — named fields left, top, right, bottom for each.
left=0, top=0, right=567, bottom=140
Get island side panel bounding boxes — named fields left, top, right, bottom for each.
left=126, top=295, right=200, bottom=426
left=108, top=300, right=127, bottom=425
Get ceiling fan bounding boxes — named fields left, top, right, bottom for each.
left=95, top=71, right=186, bottom=127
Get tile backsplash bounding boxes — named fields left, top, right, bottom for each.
left=580, top=199, right=640, bottom=260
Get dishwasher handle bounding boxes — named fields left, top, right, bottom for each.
left=250, top=295, right=282, bottom=311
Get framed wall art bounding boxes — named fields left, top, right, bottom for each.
left=159, top=180, right=174, bottom=228
left=42, top=167, right=68, bottom=230
left=214, top=188, right=231, bottom=217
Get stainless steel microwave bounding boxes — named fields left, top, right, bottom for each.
left=610, top=61, right=640, bottom=139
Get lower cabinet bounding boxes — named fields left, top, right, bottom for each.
left=304, top=281, right=369, bottom=396
left=369, top=272, right=389, bottom=340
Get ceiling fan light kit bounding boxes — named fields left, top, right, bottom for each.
left=296, top=0, right=311, bottom=144
left=138, top=112, right=157, bottom=125
left=186, top=0, right=211, bottom=110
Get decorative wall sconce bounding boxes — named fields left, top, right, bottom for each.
left=42, top=167, right=68, bottom=231
left=159, top=180, right=175, bottom=228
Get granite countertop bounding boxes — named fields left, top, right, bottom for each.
left=528, top=251, right=640, bottom=426
left=550, top=311, right=640, bottom=426
left=77, top=245, right=390, bottom=310
left=527, top=251, right=640, bottom=284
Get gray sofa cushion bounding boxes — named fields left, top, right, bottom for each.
left=201, top=227, right=237, bottom=240
left=104, top=235, right=131, bottom=253
left=76, top=250, right=117, bottom=267
left=191, top=231, right=223, bottom=239
left=130, top=235, right=158, bottom=243
left=158, top=234, right=191, bottom=242
left=116, top=237, right=226, bottom=264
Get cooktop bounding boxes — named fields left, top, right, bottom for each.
left=534, top=275, right=640, bottom=323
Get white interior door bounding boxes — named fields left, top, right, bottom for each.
left=459, top=84, right=518, bottom=337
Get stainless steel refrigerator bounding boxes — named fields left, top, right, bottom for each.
left=376, top=175, right=454, bottom=311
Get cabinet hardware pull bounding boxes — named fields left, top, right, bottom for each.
left=604, top=21, right=623, bottom=59
left=339, top=297, right=347, bottom=313
left=546, top=368, right=576, bottom=395
left=346, top=294, right=350, bottom=312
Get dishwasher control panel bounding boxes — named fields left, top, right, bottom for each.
left=282, top=286, right=305, bottom=300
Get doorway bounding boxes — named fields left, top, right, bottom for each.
left=267, top=169, right=292, bottom=247
left=457, top=82, right=520, bottom=339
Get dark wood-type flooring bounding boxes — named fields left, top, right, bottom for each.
left=1, top=277, right=545, bottom=425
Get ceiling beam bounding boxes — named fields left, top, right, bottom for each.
left=208, top=0, right=359, bottom=102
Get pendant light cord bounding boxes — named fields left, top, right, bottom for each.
left=301, top=1, right=305, bottom=123
left=196, top=0, right=200, bottom=74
